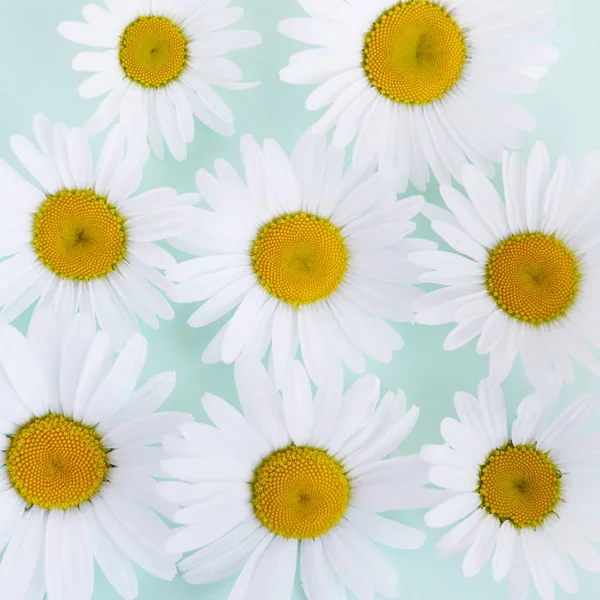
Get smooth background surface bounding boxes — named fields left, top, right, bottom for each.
left=1, top=0, right=600, bottom=598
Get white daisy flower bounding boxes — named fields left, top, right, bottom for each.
left=411, top=142, right=600, bottom=387
left=167, top=132, right=432, bottom=387
left=423, top=379, right=600, bottom=599
left=159, top=358, right=435, bottom=600
left=0, top=114, right=199, bottom=348
left=0, top=309, right=189, bottom=600
left=278, top=0, right=558, bottom=191
left=58, top=0, right=261, bottom=160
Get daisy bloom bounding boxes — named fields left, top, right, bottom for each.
left=278, top=0, right=558, bottom=191
left=0, top=114, right=199, bottom=348
left=167, top=132, right=431, bottom=387
left=58, top=0, right=261, bottom=160
left=0, top=309, right=189, bottom=600
left=422, top=379, right=600, bottom=599
left=159, top=358, right=435, bottom=599
left=411, top=142, right=600, bottom=387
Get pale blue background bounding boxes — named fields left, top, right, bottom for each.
left=1, top=0, right=599, bottom=598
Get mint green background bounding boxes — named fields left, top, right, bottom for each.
left=1, top=0, right=599, bottom=598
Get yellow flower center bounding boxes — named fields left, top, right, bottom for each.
left=478, top=443, right=561, bottom=529
left=486, top=232, right=580, bottom=325
left=118, top=15, right=188, bottom=88
left=5, top=414, right=110, bottom=510
left=251, top=212, right=349, bottom=307
left=362, top=0, right=467, bottom=105
left=32, top=188, right=127, bottom=281
left=251, top=445, right=351, bottom=539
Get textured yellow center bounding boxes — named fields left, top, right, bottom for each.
left=32, top=188, right=127, bottom=280
left=251, top=212, right=349, bottom=307
left=251, top=445, right=350, bottom=539
left=478, top=443, right=561, bottom=529
left=6, top=414, right=110, bottom=510
left=119, top=16, right=188, bottom=88
left=363, top=0, right=467, bottom=105
left=486, top=233, right=580, bottom=325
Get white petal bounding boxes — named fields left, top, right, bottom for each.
left=0, top=507, right=44, bottom=598
left=462, top=514, right=498, bottom=578
left=300, top=538, right=340, bottom=600
left=45, top=510, right=66, bottom=600
left=346, top=507, right=425, bottom=549
left=92, top=495, right=177, bottom=580
left=508, top=539, right=531, bottom=600
left=221, top=287, right=270, bottom=363
left=10, top=134, right=60, bottom=192
left=444, top=317, right=486, bottom=351
left=71, top=329, right=113, bottom=419
left=245, top=536, right=297, bottom=600
left=525, top=142, right=550, bottom=231
left=336, top=521, right=398, bottom=598
left=439, top=184, right=495, bottom=248
left=0, top=325, right=48, bottom=416
left=435, top=509, right=485, bottom=557
left=431, top=220, right=488, bottom=262
left=161, top=456, right=250, bottom=483
left=119, top=372, right=176, bottom=423
left=84, top=503, right=138, bottom=599
left=428, top=465, right=478, bottom=492
left=344, top=405, right=420, bottom=469
left=538, top=394, right=600, bottom=452
left=225, top=535, right=275, bottom=600
left=321, top=529, right=373, bottom=600
left=424, top=493, right=480, bottom=528
left=461, top=164, right=509, bottom=239
left=511, top=392, right=553, bottom=445
left=522, top=529, right=556, bottom=599
left=202, top=392, right=269, bottom=461
left=309, top=366, right=344, bottom=449
left=62, top=508, right=95, bottom=600
left=282, top=360, right=314, bottom=446
left=100, top=412, right=190, bottom=446
left=328, top=373, right=380, bottom=454
left=233, top=356, right=289, bottom=449
left=271, top=306, right=299, bottom=391
left=492, top=521, right=517, bottom=582
left=83, top=334, right=147, bottom=424
left=353, top=482, right=439, bottom=512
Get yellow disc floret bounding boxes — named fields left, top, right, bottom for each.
left=32, top=188, right=127, bottom=280
left=478, top=443, right=562, bottom=529
left=251, top=445, right=351, bottom=539
left=486, top=232, right=580, bottom=325
left=6, top=414, right=110, bottom=510
left=363, top=0, right=467, bottom=105
left=119, top=15, right=188, bottom=88
left=251, top=212, right=349, bottom=307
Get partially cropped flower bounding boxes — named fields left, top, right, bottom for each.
left=0, top=114, right=199, bottom=347
left=279, top=0, right=557, bottom=190
left=412, top=142, right=600, bottom=387
left=0, top=310, right=189, bottom=600
left=59, top=0, right=261, bottom=160
left=160, top=358, right=436, bottom=600
left=423, top=379, right=600, bottom=599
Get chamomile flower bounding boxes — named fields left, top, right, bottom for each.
left=59, top=0, right=261, bottom=160
left=0, top=310, right=189, bottom=600
left=167, top=132, right=431, bottom=387
left=279, top=0, right=557, bottom=191
left=423, top=379, right=600, bottom=599
left=159, top=358, right=435, bottom=600
left=0, top=114, right=199, bottom=348
left=412, top=142, right=600, bottom=387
